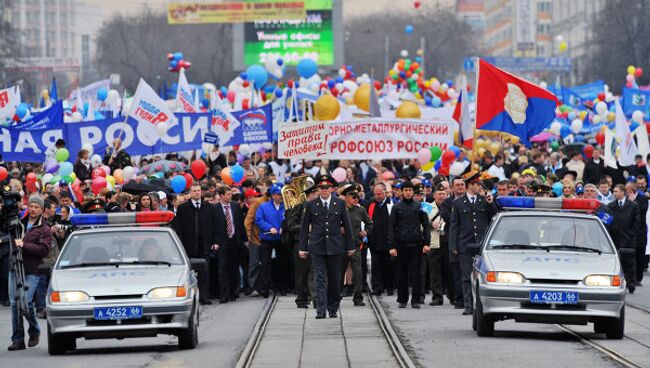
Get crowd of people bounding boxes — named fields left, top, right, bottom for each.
left=2, top=137, right=650, bottom=349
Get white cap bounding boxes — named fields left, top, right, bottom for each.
left=158, top=191, right=167, bottom=200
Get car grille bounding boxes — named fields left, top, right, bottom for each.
left=528, top=279, right=580, bottom=285
left=93, top=294, right=143, bottom=300
left=521, top=302, right=586, bottom=311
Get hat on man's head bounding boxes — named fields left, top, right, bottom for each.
left=245, top=189, right=261, bottom=199
left=81, top=199, right=106, bottom=213
left=422, top=179, right=432, bottom=187
left=340, top=184, right=360, bottom=196
left=462, top=170, right=482, bottom=185
left=316, top=174, right=336, bottom=188
left=269, top=185, right=282, bottom=196
left=28, top=194, right=44, bottom=208
left=434, top=183, right=447, bottom=193
left=414, top=184, right=424, bottom=195
left=158, top=191, right=167, bottom=200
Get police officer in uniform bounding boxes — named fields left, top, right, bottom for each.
left=340, top=184, right=373, bottom=306
left=449, top=171, right=497, bottom=315
left=299, top=175, right=355, bottom=319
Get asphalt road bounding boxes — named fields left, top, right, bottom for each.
left=0, top=295, right=267, bottom=368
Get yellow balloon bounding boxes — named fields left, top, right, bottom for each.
left=395, top=101, right=421, bottom=119
left=453, top=130, right=460, bottom=145
left=422, top=162, right=434, bottom=171
left=41, top=89, right=49, bottom=100
left=476, top=147, right=487, bottom=157
left=314, top=94, right=340, bottom=121
left=628, top=65, right=636, bottom=75
left=69, top=172, right=76, bottom=181
left=579, top=111, right=588, bottom=120
left=488, top=142, right=501, bottom=155
left=559, top=41, right=568, bottom=52
left=607, top=111, right=615, bottom=122
left=354, top=84, right=371, bottom=112
left=600, top=125, right=607, bottom=133
left=106, top=175, right=115, bottom=187
left=475, top=138, right=486, bottom=150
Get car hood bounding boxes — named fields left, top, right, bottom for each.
left=484, top=250, right=620, bottom=280
left=51, top=265, right=186, bottom=296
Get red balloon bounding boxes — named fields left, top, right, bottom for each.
left=242, top=81, right=250, bottom=88
left=583, top=144, right=595, bottom=159
left=91, top=177, right=107, bottom=195
left=242, top=99, right=250, bottom=110
left=190, top=159, right=207, bottom=179
left=25, top=181, right=37, bottom=193
left=646, top=122, right=650, bottom=135
left=92, top=167, right=106, bottom=180
left=438, top=166, right=450, bottom=176
left=374, top=80, right=381, bottom=90
left=441, top=150, right=455, bottom=166
left=595, top=132, right=605, bottom=146
left=597, top=92, right=606, bottom=101
left=0, top=166, right=8, bottom=181
left=414, top=1, right=421, bottom=8
left=226, top=91, right=236, bottom=103
left=26, top=172, right=37, bottom=183
left=330, top=87, right=339, bottom=97
left=635, top=67, right=643, bottom=78
left=183, top=173, right=193, bottom=190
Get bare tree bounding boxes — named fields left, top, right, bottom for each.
left=588, top=0, right=650, bottom=92
left=344, top=5, right=477, bottom=80
left=95, top=6, right=234, bottom=92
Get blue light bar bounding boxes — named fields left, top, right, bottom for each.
left=70, top=213, right=108, bottom=226
left=497, top=196, right=534, bottom=208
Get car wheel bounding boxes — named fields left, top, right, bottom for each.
left=475, top=291, right=494, bottom=337
left=605, top=306, right=625, bottom=340
left=47, top=324, right=74, bottom=355
left=178, top=302, right=199, bottom=350
left=593, top=321, right=606, bottom=334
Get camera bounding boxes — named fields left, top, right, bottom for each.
left=0, top=183, right=22, bottom=231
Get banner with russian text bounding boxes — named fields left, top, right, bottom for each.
left=278, top=120, right=328, bottom=159
left=326, top=118, right=454, bottom=160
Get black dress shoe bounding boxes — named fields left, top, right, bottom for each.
left=7, top=342, right=25, bottom=351
left=329, top=312, right=337, bottom=318
left=200, top=300, right=213, bottom=305
left=244, top=288, right=253, bottom=296
left=296, top=303, right=308, bottom=309
left=353, top=300, right=366, bottom=306
left=316, top=312, right=326, bottom=319
left=259, top=291, right=270, bottom=298
left=398, top=303, right=406, bottom=308
left=462, top=309, right=473, bottom=315
left=387, top=289, right=394, bottom=296
left=454, top=304, right=464, bottom=309
left=27, top=335, right=39, bottom=348
left=411, top=303, right=421, bottom=309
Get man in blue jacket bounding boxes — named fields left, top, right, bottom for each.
left=255, top=185, right=287, bottom=295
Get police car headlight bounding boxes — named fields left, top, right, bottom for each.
left=50, top=291, right=90, bottom=303
left=584, top=275, right=621, bottom=287
left=486, top=271, right=525, bottom=284
left=147, top=286, right=187, bottom=299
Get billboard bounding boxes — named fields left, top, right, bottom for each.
left=243, top=0, right=334, bottom=66
left=168, top=1, right=306, bottom=24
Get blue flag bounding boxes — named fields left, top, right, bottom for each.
left=50, top=78, right=58, bottom=102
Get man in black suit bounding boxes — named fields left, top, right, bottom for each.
left=299, top=175, right=355, bottom=319
left=607, top=184, right=641, bottom=293
left=440, top=177, right=465, bottom=308
left=366, top=183, right=394, bottom=296
left=172, top=183, right=218, bottom=305
left=214, top=186, right=247, bottom=303
left=627, top=180, right=649, bottom=285
left=449, top=172, right=497, bottom=315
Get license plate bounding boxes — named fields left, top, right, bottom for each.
left=94, top=306, right=143, bottom=320
left=529, top=291, right=579, bottom=304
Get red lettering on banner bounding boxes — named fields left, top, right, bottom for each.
left=151, top=112, right=169, bottom=124
left=0, top=91, right=8, bottom=108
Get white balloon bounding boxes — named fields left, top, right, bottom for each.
left=309, top=83, right=320, bottom=93
left=447, top=88, right=457, bottom=99
left=70, top=111, right=83, bottom=123
left=550, top=121, right=562, bottom=135
left=338, top=68, right=347, bottom=78
left=555, top=35, right=564, bottom=43
left=570, top=119, right=583, bottom=134
left=592, top=115, right=601, bottom=124
left=342, top=80, right=358, bottom=93
left=82, top=143, right=94, bottom=157
left=42, top=173, right=53, bottom=185
left=595, top=101, right=607, bottom=115
left=90, top=154, right=102, bottom=168
left=441, top=83, right=449, bottom=92
left=239, top=144, right=251, bottom=156
left=449, top=162, right=464, bottom=176
left=400, top=49, right=409, bottom=58
left=633, top=110, right=644, bottom=124
left=156, top=122, right=169, bottom=137
left=122, top=166, right=135, bottom=180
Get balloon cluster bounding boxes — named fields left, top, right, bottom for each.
left=167, top=52, right=191, bottom=72
left=626, top=65, right=643, bottom=89
left=416, top=145, right=464, bottom=176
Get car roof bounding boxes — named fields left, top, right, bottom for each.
left=70, top=226, right=175, bottom=236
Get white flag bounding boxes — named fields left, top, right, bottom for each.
left=604, top=128, right=617, bottom=169
left=128, top=78, right=176, bottom=146
left=615, top=98, right=638, bottom=167
left=0, top=86, right=20, bottom=121
left=209, top=92, right=240, bottom=146
left=176, top=68, right=196, bottom=113
left=85, top=98, right=95, bottom=121
left=635, top=122, right=650, bottom=161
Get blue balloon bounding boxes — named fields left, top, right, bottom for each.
left=560, top=124, right=571, bottom=138
left=83, top=102, right=89, bottom=115
left=173, top=52, right=183, bottom=61
left=240, top=72, right=248, bottom=80
left=15, top=103, right=28, bottom=118
left=277, top=58, right=284, bottom=66
left=97, top=88, right=108, bottom=102
left=59, top=162, right=73, bottom=177
left=297, top=58, right=318, bottom=79
left=335, top=76, right=343, bottom=83
left=405, top=24, right=414, bottom=34
left=432, top=97, right=442, bottom=107
left=446, top=80, right=454, bottom=87
left=275, top=88, right=283, bottom=98
left=567, top=111, right=576, bottom=121
left=286, top=89, right=293, bottom=97
left=449, top=146, right=461, bottom=158
left=424, top=96, right=432, bottom=106
left=327, top=79, right=336, bottom=89
left=246, top=64, right=269, bottom=89
left=399, top=71, right=406, bottom=78
left=220, top=86, right=228, bottom=95
left=169, top=60, right=179, bottom=69
left=171, top=175, right=187, bottom=193
left=434, top=160, right=441, bottom=171
left=231, top=164, right=245, bottom=184
left=552, top=182, right=563, bottom=197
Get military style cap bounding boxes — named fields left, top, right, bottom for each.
left=414, top=183, right=424, bottom=195
left=340, top=183, right=360, bottom=196
left=434, top=183, right=447, bottom=192
left=81, top=199, right=106, bottom=213
left=462, top=170, right=482, bottom=184
left=316, top=174, right=337, bottom=188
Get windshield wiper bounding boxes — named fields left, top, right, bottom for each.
left=546, top=245, right=602, bottom=254
left=491, top=244, right=550, bottom=252
left=61, top=262, right=120, bottom=269
left=124, top=261, right=172, bottom=267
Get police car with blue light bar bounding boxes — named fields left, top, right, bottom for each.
left=46, top=211, right=203, bottom=355
left=470, top=197, right=626, bottom=339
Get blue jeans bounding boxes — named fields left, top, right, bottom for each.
left=35, top=274, right=48, bottom=312
left=8, top=273, right=40, bottom=344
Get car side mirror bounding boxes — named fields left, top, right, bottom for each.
left=190, top=258, right=206, bottom=272
left=466, top=243, right=482, bottom=256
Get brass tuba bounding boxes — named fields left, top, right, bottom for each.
left=282, top=175, right=313, bottom=210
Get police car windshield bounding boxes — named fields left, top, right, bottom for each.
left=487, top=216, right=614, bottom=254
left=57, top=231, right=185, bottom=269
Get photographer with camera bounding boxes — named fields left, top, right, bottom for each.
left=34, top=199, right=60, bottom=319
left=8, top=194, right=51, bottom=351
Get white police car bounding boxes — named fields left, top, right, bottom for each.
left=46, top=212, right=203, bottom=355
left=470, top=197, right=626, bottom=339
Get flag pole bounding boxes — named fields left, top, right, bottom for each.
left=471, top=57, right=480, bottom=166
